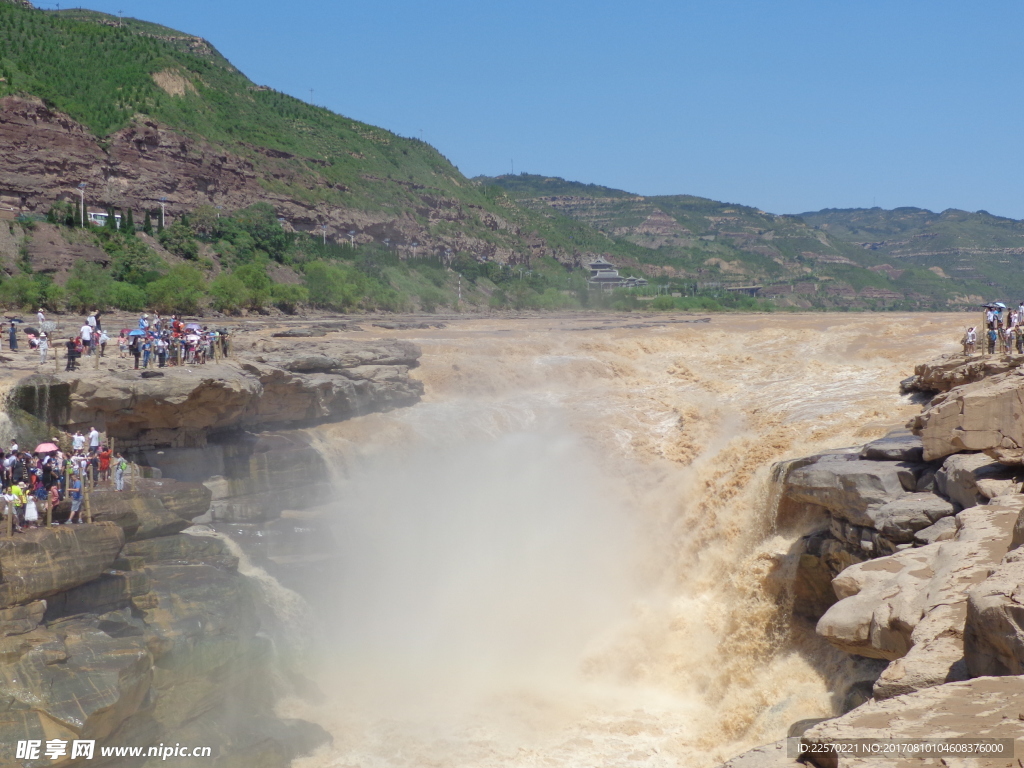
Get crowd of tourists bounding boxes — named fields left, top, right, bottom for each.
left=0, top=428, right=130, bottom=532
left=963, top=302, right=1024, bottom=355
left=3, top=309, right=230, bottom=370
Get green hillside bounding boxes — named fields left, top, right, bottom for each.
left=480, top=174, right=1014, bottom=310
left=0, top=0, right=1013, bottom=314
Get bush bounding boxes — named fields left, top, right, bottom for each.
left=418, top=287, right=444, bottom=313
left=209, top=273, right=248, bottom=314
left=146, top=264, right=206, bottom=314
left=270, top=283, right=308, bottom=314
left=108, top=281, right=147, bottom=311
left=157, top=222, right=199, bottom=260
left=65, top=262, right=112, bottom=312
left=303, top=260, right=366, bottom=311
left=234, top=262, right=272, bottom=309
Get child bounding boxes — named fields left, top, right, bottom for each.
left=24, top=493, right=38, bottom=528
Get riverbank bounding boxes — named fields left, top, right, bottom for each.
left=723, top=351, right=1024, bottom=767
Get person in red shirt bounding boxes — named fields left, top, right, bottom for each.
left=98, top=446, right=112, bottom=484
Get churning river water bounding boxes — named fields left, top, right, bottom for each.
left=274, top=312, right=967, bottom=768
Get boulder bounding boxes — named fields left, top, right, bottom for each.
left=0, top=523, right=124, bottom=608
left=913, top=515, right=957, bottom=545
left=859, top=429, right=924, bottom=462
left=0, top=622, right=151, bottom=754
left=800, top=676, right=1024, bottom=768
left=0, top=601, right=45, bottom=637
left=964, top=549, right=1024, bottom=676
left=911, top=369, right=1024, bottom=462
left=817, top=498, right=1021, bottom=696
left=783, top=459, right=908, bottom=527
left=908, top=354, right=1024, bottom=393
left=934, top=452, right=1021, bottom=509
left=871, top=493, right=957, bottom=543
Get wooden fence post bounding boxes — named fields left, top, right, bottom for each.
left=84, top=482, right=92, bottom=524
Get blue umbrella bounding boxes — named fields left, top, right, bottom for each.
left=128, top=329, right=146, bottom=337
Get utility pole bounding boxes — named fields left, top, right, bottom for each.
left=411, top=241, right=418, bottom=259
left=117, top=9, right=122, bottom=26
left=445, top=248, right=451, bottom=266
left=348, top=230, right=356, bottom=248
left=77, top=182, right=86, bottom=227
left=320, top=223, right=327, bottom=245
left=159, top=197, right=166, bottom=229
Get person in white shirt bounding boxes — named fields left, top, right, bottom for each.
left=36, top=308, right=45, bottom=327
left=86, top=312, right=97, bottom=329
left=72, top=431, right=85, bottom=452
left=88, top=427, right=100, bottom=455
left=80, top=323, right=93, bottom=355
left=38, top=332, right=48, bottom=365
left=97, top=330, right=109, bottom=357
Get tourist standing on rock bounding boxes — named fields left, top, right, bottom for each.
left=67, top=474, right=82, bottom=523
left=87, top=311, right=97, bottom=333
left=130, top=335, right=142, bottom=369
left=156, top=335, right=168, bottom=368
left=36, top=308, right=45, bottom=327
left=98, top=445, right=111, bottom=483
left=118, top=330, right=128, bottom=359
left=72, top=431, right=85, bottom=453
left=8, top=321, right=16, bottom=352
left=142, top=336, right=152, bottom=369
left=114, top=452, right=127, bottom=491
left=37, top=332, right=48, bottom=365
left=11, top=482, right=26, bottom=530
left=87, top=426, right=99, bottom=455
left=138, top=313, right=149, bottom=331
left=65, top=337, right=78, bottom=371
left=80, top=321, right=93, bottom=356
left=965, top=327, right=977, bottom=355
left=97, top=329, right=109, bottom=357
left=93, top=310, right=102, bottom=333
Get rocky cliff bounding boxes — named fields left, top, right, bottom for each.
left=0, top=481, right=328, bottom=767
left=0, top=95, right=537, bottom=266
left=15, top=332, right=423, bottom=523
left=722, top=353, right=1024, bottom=767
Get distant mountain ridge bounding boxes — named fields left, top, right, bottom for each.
left=0, top=0, right=1017, bottom=312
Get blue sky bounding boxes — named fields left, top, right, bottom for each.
left=45, top=0, right=1024, bottom=217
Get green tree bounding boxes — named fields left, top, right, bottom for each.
left=65, top=261, right=112, bottom=311
left=145, top=264, right=206, bottom=314
left=208, top=272, right=248, bottom=314
left=270, top=282, right=308, bottom=314
left=234, top=262, right=272, bottom=309
left=108, top=281, right=147, bottom=311
left=142, top=210, right=153, bottom=235
left=157, top=222, right=199, bottom=260
left=104, top=206, right=117, bottom=233
left=124, top=208, right=135, bottom=236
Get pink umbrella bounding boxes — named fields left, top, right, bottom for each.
left=34, top=442, right=59, bottom=453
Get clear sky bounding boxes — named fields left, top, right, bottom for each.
left=43, top=0, right=1024, bottom=217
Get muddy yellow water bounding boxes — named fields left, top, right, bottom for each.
left=282, top=312, right=966, bottom=768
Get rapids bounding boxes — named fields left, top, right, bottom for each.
left=276, top=312, right=967, bottom=768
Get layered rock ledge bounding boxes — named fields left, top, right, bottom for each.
left=722, top=354, right=1024, bottom=767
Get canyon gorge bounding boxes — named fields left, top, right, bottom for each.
left=7, top=310, right=1024, bottom=767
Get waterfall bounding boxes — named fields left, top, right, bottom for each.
left=266, top=313, right=963, bottom=767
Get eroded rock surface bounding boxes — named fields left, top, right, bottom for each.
left=800, top=676, right=1024, bottom=768
left=816, top=497, right=1021, bottom=698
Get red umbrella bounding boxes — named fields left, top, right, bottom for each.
left=34, top=442, right=59, bottom=453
